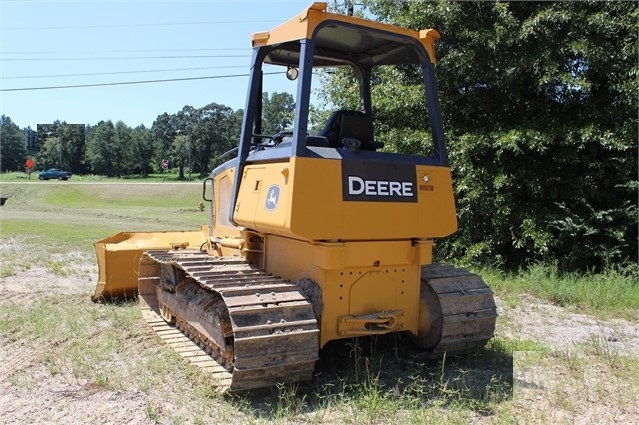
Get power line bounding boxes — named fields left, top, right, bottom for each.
left=1, top=54, right=250, bottom=62
left=1, top=65, right=247, bottom=80
left=0, top=71, right=282, bottom=92
left=0, top=48, right=247, bottom=55
left=2, top=20, right=279, bottom=30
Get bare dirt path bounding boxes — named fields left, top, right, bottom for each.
left=497, top=294, right=639, bottom=355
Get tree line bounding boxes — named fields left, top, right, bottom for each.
left=325, top=0, right=636, bottom=272
left=0, top=92, right=294, bottom=179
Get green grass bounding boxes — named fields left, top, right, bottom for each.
left=40, top=184, right=202, bottom=208
left=512, top=347, right=639, bottom=423
left=1, top=181, right=207, bottom=234
left=0, top=296, right=195, bottom=393
left=0, top=182, right=208, bottom=277
left=223, top=335, right=515, bottom=424
left=483, top=263, right=639, bottom=320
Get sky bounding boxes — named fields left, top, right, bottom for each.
left=0, top=0, right=315, bottom=130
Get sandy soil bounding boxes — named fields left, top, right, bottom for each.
left=497, top=294, right=639, bottom=356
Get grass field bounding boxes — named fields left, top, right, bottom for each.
left=1, top=180, right=638, bottom=424
left=1, top=180, right=206, bottom=236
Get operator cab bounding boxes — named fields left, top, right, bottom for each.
left=215, top=3, right=456, bottom=236
left=237, top=2, right=446, bottom=166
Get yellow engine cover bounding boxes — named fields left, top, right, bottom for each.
left=233, top=156, right=457, bottom=241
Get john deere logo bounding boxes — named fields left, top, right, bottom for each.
left=347, top=176, right=414, bottom=197
left=265, top=185, right=281, bottom=211
left=342, top=161, right=417, bottom=203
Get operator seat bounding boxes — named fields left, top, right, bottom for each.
left=319, top=110, right=383, bottom=150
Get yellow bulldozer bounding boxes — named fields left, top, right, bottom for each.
left=92, top=2, right=497, bottom=392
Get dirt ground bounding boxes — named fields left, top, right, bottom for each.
left=1, top=256, right=638, bottom=424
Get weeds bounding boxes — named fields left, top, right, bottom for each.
left=272, top=382, right=307, bottom=420
left=1, top=261, right=16, bottom=277
left=485, top=262, right=639, bottom=319
left=94, top=371, right=110, bottom=388
left=2, top=277, right=636, bottom=425
left=587, top=333, right=618, bottom=364
left=514, top=346, right=639, bottom=424
left=145, top=402, right=160, bottom=422
left=45, top=259, right=69, bottom=276
left=355, top=369, right=387, bottom=423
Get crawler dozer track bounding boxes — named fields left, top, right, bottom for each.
left=138, top=250, right=319, bottom=392
left=415, top=264, right=498, bottom=356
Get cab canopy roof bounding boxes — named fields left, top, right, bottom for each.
left=251, top=2, right=439, bottom=68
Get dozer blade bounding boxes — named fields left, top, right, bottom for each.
left=92, top=228, right=208, bottom=302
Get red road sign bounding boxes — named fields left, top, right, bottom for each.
left=25, top=159, right=34, bottom=169
left=161, top=159, right=169, bottom=170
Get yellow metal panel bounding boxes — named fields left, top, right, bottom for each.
left=415, top=165, right=458, bottom=236
left=234, top=162, right=295, bottom=236
left=286, top=157, right=343, bottom=239
left=413, top=239, right=434, bottom=265
left=288, top=157, right=457, bottom=240
left=320, top=265, right=420, bottom=346
left=264, top=235, right=319, bottom=283
left=233, top=166, right=264, bottom=229
left=343, top=241, right=414, bottom=267
left=311, top=240, right=416, bottom=269
left=212, top=169, right=241, bottom=239
left=263, top=235, right=421, bottom=347
left=349, top=272, right=398, bottom=315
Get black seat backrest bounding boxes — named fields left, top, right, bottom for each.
left=339, top=113, right=374, bottom=149
left=319, top=110, right=371, bottom=148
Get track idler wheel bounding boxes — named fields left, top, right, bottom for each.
left=409, top=280, right=443, bottom=350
